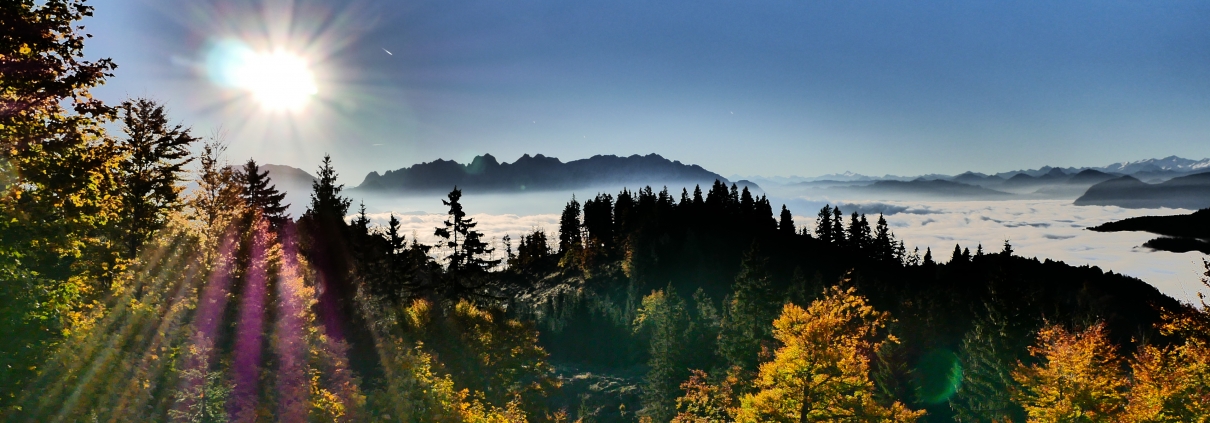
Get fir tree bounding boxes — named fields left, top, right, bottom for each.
left=634, top=287, right=692, bottom=423
left=352, top=202, right=370, bottom=236
left=816, top=205, right=834, bottom=244
left=116, top=98, right=198, bottom=257
left=583, top=193, right=615, bottom=250
left=239, top=158, right=288, bottom=225
left=949, top=302, right=1029, bottom=423
left=832, top=206, right=847, bottom=246
left=558, top=196, right=582, bottom=253
left=778, top=205, right=795, bottom=235
left=304, top=154, right=351, bottom=222
left=718, top=246, right=781, bottom=375
left=874, top=214, right=892, bottom=261
left=386, top=214, right=404, bottom=254
left=434, top=187, right=498, bottom=272
left=951, top=244, right=965, bottom=264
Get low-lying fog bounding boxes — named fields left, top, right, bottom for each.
left=317, top=186, right=1208, bottom=305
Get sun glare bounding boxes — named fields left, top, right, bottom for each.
left=209, top=42, right=318, bottom=112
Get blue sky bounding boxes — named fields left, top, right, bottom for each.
left=86, top=0, right=1210, bottom=183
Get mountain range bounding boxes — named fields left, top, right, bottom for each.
left=253, top=154, right=1210, bottom=211
left=353, top=153, right=734, bottom=194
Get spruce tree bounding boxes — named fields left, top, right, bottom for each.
left=832, top=206, right=846, bottom=246
left=352, top=202, right=370, bottom=236
left=949, top=302, right=1029, bottom=423
left=434, top=187, right=497, bottom=272
left=634, top=286, right=691, bottom=423
left=386, top=214, right=404, bottom=254
left=116, top=98, right=198, bottom=257
left=305, top=154, right=351, bottom=222
left=816, top=205, right=833, bottom=243
left=239, top=159, right=288, bottom=225
left=848, top=211, right=864, bottom=250
left=874, top=214, right=892, bottom=261
left=718, top=246, right=781, bottom=375
left=557, top=196, right=582, bottom=253
left=778, top=205, right=795, bottom=235
left=583, top=193, right=615, bottom=250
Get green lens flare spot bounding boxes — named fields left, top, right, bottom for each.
left=912, top=349, right=962, bottom=405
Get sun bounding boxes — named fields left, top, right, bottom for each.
left=209, top=42, right=318, bottom=112
left=232, top=50, right=318, bottom=111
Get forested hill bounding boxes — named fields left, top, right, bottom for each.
left=354, top=153, right=735, bottom=193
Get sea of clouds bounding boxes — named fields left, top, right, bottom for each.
left=345, top=190, right=1207, bottom=304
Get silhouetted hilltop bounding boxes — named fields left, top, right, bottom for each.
left=355, top=153, right=732, bottom=194
left=1067, top=169, right=1117, bottom=185
left=951, top=171, right=1004, bottom=186
left=1074, top=172, right=1210, bottom=209
left=1089, top=208, right=1210, bottom=254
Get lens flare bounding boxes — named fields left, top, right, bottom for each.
left=208, top=41, right=317, bottom=112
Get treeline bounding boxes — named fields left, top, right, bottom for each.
left=495, top=178, right=1197, bottom=421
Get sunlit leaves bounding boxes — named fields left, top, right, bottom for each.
left=1012, top=324, right=1126, bottom=423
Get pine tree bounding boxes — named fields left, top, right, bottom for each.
left=874, top=214, right=892, bottom=261
left=1001, top=240, right=1014, bottom=257
left=923, top=248, right=935, bottom=267
left=352, top=202, right=370, bottom=236
left=832, top=206, right=847, bottom=246
left=718, top=247, right=781, bottom=375
left=239, top=159, right=288, bottom=225
left=951, top=244, right=965, bottom=264
left=634, top=287, right=692, bottom=423
left=434, top=186, right=497, bottom=272
left=116, top=98, right=198, bottom=257
left=583, top=193, right=615, bottom=250
left=739, top=187, right=755, bottom=215
left=778, top=205, right=795, bottom=235
left=386, top=214, right=405, bottom=254
left=949, top=302, right=1028, bottom=423
left=816, top=205, right=834, bottom=244
left=305, top=154, right=351, bottom=222
left=557, top=196, right=581, bottom=253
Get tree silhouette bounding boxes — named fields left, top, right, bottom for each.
left=816, top=205, right=834, bottom=244
left=239, top=159, right=288, bottom=225
left=116, top=98, right=197, bottom=257
left=779, top=205, right=795, bottom=235
left=558, top=196, right=582, bottom=253
left=832, top=206, right=847, bottom=246
left=304, top=154, right=351, bottom=222
left=434, top=186, right=497, bottom=273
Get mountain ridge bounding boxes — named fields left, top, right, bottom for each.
left=353, top=153, right=734, bottom=194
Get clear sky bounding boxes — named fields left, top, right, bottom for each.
left=86, top=0, right=1210, bottom=183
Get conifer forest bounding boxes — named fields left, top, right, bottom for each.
left=3, top=1, right=1210, bottom=422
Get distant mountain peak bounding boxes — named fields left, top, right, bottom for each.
left=356, top=153, right=730, bottom=194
